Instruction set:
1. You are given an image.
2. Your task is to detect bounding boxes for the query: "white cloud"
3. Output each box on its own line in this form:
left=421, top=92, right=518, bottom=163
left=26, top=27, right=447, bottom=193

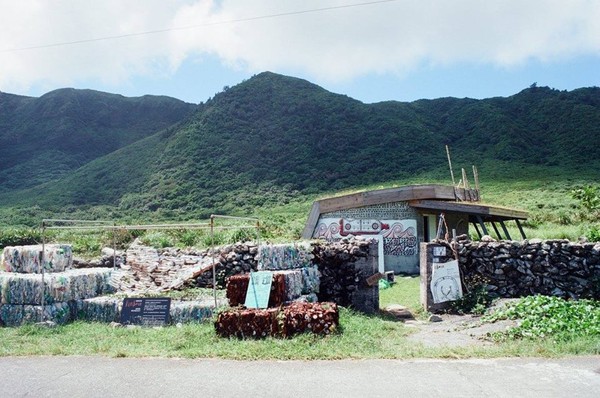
left=1, top=0, right=599, bottom=93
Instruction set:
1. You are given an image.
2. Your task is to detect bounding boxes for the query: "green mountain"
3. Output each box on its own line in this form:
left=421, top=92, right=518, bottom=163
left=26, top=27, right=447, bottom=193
left=0, top=72, right=599, bottom=223
left=0, top=88, right=196, bottom=191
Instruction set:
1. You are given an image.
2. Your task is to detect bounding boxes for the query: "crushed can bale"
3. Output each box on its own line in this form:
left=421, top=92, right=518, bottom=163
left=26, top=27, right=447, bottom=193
left=2, top=244, right=73, bottom=273
left=226, top=274, right=250, bottom=306
left=279, top=302, right=339, bottom=336
left=214, top=302, right=339, bottom=338
left=226, top=268, right=320, bottom=308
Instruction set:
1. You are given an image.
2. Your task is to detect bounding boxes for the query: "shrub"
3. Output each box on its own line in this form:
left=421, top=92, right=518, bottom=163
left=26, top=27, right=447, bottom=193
left=450, top=274, right=494, bottom=315
left=0, top=229, right=43, bottom=249
left=483, top=295, right=600, bottom=341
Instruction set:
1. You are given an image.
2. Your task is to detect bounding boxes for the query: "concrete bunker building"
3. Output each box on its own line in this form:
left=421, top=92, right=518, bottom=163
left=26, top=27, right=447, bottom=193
left=302, top=184, right=528, bottom=274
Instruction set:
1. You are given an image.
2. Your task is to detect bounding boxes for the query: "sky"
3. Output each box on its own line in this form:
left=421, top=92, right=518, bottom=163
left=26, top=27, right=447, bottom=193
left=1, top=0, right=599, bottom=104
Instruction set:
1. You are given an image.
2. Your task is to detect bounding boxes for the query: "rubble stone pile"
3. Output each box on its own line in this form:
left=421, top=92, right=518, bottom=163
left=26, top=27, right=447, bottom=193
left=447, top=236, right=600, bottom=299
left=110, top=241, right=217, bottom=293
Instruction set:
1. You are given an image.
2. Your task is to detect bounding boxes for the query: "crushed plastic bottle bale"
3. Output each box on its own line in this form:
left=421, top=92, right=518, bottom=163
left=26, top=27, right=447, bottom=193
left=257, top=243, right=314, bottom=270
left=0, top=268, right=114, bottom=305
left=2, top=244, right=73, bottom=273
left=71, top=296, right=121, bottom=323
left=169, top=300, right=216, bottom=324
left=0, top=302, right=72, bottom=327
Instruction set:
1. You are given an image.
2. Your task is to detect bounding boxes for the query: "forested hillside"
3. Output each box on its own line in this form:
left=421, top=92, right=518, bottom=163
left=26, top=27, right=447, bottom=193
left=0, top=89, right=196, bottom=191
left=0, top=72, right=598, bottom=226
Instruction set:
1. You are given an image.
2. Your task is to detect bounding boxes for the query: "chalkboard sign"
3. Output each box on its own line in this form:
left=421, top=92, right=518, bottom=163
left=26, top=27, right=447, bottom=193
left=120, top=298, right=171, bottom=326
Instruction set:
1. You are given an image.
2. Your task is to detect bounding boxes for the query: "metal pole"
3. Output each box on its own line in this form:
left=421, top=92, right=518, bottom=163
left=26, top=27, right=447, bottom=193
left=112, top=223, right=117, bottom=270
left=40, top=221, right=46, bottom=323
left=210, top=215, right=217, bottom=308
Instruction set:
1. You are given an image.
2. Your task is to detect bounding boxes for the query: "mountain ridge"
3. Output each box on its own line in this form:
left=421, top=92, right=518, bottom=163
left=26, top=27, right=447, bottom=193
left=0, top=72, right=598, bottom=222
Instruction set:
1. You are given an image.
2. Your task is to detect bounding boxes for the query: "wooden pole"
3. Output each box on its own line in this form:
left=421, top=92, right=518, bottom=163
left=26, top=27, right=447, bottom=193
left=445, top=145, right=456, bottom=186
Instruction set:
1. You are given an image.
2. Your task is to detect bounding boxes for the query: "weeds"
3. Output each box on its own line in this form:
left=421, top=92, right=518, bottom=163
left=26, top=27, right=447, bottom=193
left=483, top=295, right=600, bottom=342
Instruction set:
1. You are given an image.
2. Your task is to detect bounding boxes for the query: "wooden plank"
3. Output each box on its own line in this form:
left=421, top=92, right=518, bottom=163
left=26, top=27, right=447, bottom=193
left=409, top=200, right=528, bottom=219
left=318, top=184, right=458, bottom=213
left=499, top=220, right=512, bottom=241
left=476, top=215, right=489, bottom=235
left=301, top=202, right=322, bottom=239
left=491, top=221, right=502, bottom=240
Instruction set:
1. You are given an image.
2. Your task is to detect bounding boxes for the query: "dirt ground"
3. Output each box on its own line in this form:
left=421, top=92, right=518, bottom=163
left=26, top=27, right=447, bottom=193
left=385, top=300, right=520, bottom=347
left=404, top=313, right=518, bottom=347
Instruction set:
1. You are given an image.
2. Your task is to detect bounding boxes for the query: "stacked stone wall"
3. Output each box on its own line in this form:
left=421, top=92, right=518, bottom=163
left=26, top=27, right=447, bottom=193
left=439, top=237, right=600, bottom=299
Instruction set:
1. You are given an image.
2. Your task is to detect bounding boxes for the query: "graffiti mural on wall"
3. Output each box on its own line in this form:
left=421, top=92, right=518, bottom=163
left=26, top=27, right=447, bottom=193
left=314, top=218, right=417, bottom=257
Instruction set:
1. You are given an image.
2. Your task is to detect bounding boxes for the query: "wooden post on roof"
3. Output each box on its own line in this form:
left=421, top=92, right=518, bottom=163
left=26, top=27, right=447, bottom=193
left=446, top=145, right=456, bottom=186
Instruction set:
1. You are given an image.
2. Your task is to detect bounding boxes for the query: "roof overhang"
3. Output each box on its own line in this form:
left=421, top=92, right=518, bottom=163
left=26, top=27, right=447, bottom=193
left=409, top=199, right=528, bottom=221
left=301, top=184, right=527, bottom=239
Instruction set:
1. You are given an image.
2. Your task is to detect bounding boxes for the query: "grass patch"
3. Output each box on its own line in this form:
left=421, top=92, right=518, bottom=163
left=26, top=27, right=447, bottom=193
left=2, top=284, right=598, bottom=359
left=379, top=276, right=425, bottom=317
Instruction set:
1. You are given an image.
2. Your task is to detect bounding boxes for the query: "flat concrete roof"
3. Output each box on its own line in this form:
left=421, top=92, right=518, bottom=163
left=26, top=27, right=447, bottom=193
left=301, top=184, right=528, bottom=238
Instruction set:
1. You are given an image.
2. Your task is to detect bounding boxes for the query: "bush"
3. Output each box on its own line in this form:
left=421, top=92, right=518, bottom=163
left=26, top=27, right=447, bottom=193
left=0, top=229, right=43, bottom=249
left=483, top=295, right=600, bottom=341
left=586, top=226, right=600, bottom=242
left=450, top=275, right=494, bottom=315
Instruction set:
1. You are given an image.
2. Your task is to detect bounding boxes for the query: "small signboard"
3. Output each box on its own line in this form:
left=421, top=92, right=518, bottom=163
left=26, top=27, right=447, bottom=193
left=244, top=271, right=273, bottom=309
left=430, top=260, right=463, bottom=304
left=366, top=272, right=385, bottom=286
left=120, top=298, right=171, bottom=326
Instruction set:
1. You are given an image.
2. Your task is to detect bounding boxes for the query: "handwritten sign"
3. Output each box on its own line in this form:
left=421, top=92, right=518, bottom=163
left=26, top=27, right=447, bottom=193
left=244, top=271, right=273, bottom=309
left=430, top=260, right=463, bottom=304
left=120, top=298, right=171, bottom=326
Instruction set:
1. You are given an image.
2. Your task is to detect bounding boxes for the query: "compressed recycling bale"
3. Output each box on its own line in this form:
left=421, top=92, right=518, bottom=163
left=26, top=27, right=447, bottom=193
left=2, top=244, right=73, bottom=273
left=170, top=300, right=216, bottom=324
left=0, top=272, right=44, bottom=306
left=214, top=302, right=339, bottom=338
left=71, top=297, right=121, bottom=323
left=0, top=269, right=113, bottom=305
left=226, top=273, right=289, bottom=307
left=277, top=270, right=303, bottom=302
left=280, top=302, right=338, bottom=336
left=215, top=307, right=279, bottom=338
left=226, top=274, right=250, bottom=306
left=301, top=266, right=320, bottom=294
left=0, top=302, right=72, bottom=327
left=257, top=243, right=314, bottom=270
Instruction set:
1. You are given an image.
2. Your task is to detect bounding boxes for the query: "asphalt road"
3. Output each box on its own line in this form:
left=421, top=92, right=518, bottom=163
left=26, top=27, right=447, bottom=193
left=1, top=356, right=599, bottom=397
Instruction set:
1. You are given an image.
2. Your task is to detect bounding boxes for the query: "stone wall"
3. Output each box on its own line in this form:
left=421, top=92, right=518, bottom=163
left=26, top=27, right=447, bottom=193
left=202, top=238, right=379, bottom=313
left=434, top=236, right=600, bottom=300
left=312, top=238, right=379, bottom=314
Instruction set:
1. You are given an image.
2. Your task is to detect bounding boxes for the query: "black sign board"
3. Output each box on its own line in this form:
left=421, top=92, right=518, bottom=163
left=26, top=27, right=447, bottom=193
left=120, top=298, right=171, bottom=326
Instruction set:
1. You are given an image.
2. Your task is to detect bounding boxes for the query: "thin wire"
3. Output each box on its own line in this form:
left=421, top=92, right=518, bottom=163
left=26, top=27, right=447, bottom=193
left=1, top=0, right=399, bottom=53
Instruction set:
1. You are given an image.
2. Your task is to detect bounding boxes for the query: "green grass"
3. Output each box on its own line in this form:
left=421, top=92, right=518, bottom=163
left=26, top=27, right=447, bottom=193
left=379, top=276, right=424, bottom=317
left=2, top=283, right=599, bottom=359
